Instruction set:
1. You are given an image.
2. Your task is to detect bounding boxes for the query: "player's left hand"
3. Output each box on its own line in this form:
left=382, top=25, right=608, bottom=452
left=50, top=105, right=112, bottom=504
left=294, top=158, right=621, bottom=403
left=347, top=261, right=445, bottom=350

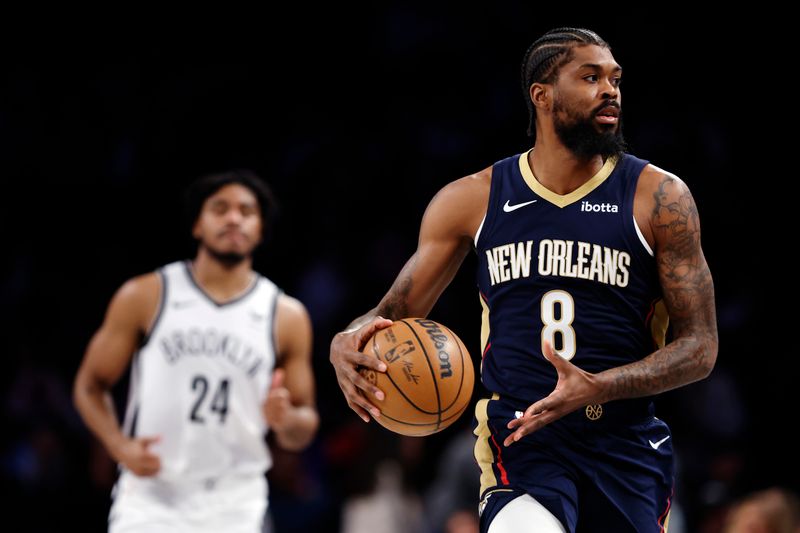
left=264, top=369, right=293, bottom=431
left=504, top=340, right=601, bottom=446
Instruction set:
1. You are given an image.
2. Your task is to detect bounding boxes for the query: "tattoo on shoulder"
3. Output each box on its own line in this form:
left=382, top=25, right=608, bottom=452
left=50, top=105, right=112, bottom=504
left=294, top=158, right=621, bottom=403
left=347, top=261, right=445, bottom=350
left=652, top=173, right=715, bottom=331
left=652, top=175, right=700, bottom=257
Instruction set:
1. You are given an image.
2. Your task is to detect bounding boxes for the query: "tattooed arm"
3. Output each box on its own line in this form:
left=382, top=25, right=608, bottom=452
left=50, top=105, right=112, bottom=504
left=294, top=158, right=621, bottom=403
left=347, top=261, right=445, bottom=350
left=505, top=166, right=718, bottom=445
left=330, top=169, right=490, bottom=421
left=597, top=167, right=718, bottom=399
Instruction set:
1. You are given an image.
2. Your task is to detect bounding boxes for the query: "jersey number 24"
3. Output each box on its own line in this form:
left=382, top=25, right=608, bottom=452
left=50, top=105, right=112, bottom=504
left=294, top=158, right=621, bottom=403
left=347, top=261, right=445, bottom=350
left=190, top=375, right=230, bottom=424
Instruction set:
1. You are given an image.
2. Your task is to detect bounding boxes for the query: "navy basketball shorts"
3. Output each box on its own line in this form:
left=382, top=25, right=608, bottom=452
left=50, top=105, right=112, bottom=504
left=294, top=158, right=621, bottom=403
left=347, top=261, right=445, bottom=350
left=472, top=394, right=674, bottom=533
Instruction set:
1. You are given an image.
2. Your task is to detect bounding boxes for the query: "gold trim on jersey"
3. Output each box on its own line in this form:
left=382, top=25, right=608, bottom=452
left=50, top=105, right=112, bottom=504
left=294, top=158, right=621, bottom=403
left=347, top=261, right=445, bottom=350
left=663, top=510, right=671, bottom=532
left=517, top=149, right=618, bottom=208
left=650, top=299, right=669, bottom=349
left=473, top=393, right=500, bottom=495
left=480, top=293, right=490, bottom=372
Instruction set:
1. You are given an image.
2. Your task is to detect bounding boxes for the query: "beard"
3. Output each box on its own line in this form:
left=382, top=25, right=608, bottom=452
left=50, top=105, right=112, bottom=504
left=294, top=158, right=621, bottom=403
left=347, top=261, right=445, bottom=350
left=203, top=245, right=249, bottom=267
left=552, top=97, right=627, bottom=161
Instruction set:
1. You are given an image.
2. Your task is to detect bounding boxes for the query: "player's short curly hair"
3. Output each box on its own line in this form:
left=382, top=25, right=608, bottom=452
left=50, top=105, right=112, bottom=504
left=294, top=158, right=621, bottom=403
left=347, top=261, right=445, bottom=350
left=184, top=169, right=279, bottom=242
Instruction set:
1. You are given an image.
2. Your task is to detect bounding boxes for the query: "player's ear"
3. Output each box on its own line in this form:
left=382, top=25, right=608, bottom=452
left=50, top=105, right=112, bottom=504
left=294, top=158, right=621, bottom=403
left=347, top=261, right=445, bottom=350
left=192, top=218, right=202, bottom=240
left=531, top=83, right=551, bottom=112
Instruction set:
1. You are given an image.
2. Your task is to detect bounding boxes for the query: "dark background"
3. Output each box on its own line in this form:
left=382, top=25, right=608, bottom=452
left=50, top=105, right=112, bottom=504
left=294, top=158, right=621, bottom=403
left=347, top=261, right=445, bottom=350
left=2, top=7, right=794, bottom=532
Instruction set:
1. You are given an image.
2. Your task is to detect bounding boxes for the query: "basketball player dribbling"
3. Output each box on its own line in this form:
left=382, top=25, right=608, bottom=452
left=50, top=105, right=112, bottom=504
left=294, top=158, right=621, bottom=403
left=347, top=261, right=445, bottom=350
left=74, top=170, right=319, bottom=532
left=330, top=28, right=718, bottom=532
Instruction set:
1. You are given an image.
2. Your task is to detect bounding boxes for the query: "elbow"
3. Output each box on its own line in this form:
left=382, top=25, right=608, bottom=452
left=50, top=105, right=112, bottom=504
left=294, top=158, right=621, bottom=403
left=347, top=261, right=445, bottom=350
left=697, top=335, right=719, bottom=379
left=698, top=357, right=715, bottom=380
left=73, top=369, right=107, bottom=412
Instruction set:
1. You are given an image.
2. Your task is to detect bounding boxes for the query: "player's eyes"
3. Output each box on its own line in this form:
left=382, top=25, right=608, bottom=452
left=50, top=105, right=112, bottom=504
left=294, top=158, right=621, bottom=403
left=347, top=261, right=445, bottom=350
left=210, top=203, right=228, bottom=215
left=583, top=74, right=621, bottom=87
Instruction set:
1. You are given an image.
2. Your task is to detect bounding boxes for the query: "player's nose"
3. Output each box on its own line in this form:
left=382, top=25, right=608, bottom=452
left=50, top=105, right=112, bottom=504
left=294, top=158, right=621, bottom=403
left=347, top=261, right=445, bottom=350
left=224, top=208, right=244, bottom=224
left=600, top=78, right=619, bottom=100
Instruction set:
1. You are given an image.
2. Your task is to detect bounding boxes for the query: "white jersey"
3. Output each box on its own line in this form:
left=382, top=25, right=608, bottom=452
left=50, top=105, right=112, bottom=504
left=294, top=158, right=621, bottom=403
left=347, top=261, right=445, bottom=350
left=122, top=260, right=279, bottom=482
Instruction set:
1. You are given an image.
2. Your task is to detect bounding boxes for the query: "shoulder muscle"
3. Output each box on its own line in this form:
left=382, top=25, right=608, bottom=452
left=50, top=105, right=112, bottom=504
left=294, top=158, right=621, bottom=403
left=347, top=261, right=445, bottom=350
left=77, top=272, right=161, bottom=388
left=108, top=272, right=162, bottom=335
left=420, top=167, right=492, bottom=242
left=634, top=164, right=698, bottom=251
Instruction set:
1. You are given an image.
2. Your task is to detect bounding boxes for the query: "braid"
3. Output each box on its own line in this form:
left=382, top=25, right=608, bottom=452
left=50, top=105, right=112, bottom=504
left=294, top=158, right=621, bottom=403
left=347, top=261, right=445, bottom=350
left=521, top=28, right=609, bottom=137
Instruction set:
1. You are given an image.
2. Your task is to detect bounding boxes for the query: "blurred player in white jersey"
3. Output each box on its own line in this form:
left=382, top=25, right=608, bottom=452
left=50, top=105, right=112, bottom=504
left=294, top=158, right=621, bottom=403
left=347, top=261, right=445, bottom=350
left=74, top=170, right=318, bottom=532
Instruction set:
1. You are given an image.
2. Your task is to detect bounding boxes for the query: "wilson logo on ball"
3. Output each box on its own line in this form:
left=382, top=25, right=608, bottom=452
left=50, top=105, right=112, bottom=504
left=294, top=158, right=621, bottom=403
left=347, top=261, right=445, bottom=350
left=415, top=319, right=453, bottom=378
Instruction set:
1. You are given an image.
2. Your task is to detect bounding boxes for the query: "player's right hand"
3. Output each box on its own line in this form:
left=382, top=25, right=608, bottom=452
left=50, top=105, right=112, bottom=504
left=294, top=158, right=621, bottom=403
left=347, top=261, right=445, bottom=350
left=113, top=435, right=162, bottom=477
left=330, top=317, right=393, bottom=422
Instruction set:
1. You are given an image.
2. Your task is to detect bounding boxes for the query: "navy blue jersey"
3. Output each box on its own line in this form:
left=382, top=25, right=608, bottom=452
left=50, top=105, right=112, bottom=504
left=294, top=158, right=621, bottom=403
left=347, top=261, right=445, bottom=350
left=476, top=150, right=667, bottom=405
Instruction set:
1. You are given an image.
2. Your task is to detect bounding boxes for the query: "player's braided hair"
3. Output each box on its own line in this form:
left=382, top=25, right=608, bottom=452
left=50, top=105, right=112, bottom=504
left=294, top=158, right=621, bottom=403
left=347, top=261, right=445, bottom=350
left=521, top=28, right=609, bottom=137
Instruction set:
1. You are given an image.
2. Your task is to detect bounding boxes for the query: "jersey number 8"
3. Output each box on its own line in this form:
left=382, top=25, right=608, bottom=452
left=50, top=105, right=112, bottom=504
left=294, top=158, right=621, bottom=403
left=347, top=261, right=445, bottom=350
left=540, top=290, right=576, bottom=360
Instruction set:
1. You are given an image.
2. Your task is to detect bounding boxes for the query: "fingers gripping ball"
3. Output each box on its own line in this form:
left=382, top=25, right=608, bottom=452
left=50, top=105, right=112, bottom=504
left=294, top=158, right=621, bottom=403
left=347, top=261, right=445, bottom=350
left=359, top=318, right=474, bottom=436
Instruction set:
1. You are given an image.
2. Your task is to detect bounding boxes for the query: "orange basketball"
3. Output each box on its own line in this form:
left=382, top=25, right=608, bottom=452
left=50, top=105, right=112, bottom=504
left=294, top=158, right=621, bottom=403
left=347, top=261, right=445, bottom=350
left=359, top=318, right=474, bottom=436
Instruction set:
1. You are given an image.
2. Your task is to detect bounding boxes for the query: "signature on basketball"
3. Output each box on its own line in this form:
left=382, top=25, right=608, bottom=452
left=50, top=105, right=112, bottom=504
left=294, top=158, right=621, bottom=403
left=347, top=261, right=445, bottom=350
left=402, top=360, right=421, bottom=384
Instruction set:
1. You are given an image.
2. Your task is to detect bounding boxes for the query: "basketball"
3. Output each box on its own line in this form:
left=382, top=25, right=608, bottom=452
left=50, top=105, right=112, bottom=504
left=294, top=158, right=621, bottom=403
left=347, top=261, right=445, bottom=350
left=359, top=318, right=474, bottom=436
